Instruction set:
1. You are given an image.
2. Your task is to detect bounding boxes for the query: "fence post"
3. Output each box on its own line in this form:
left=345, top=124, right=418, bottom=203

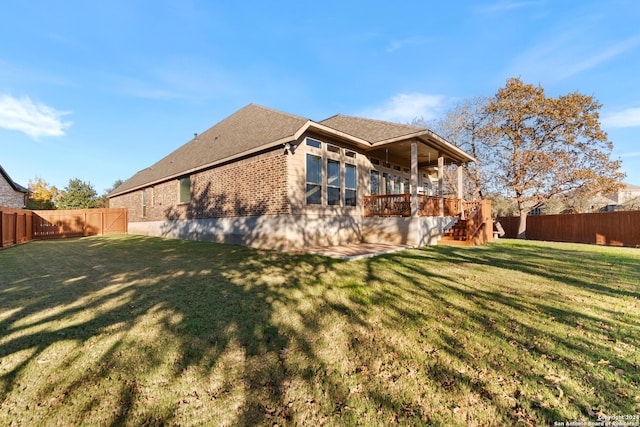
left=13, top=212, right=18, bottom=245
left=0, top=208, right=3, bottom=248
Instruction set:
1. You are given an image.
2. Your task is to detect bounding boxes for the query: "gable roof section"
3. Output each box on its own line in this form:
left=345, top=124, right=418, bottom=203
left=320, top=114, right=425, bottom=144
left=0, top=164, right=28, bottom=193
left=110, top=104, right=309, bottom=196
left=320, top=114, right=475, bottom=163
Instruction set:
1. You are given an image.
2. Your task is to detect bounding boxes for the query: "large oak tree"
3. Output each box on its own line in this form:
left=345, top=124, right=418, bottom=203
left=483, top=78, right=624, bottom=238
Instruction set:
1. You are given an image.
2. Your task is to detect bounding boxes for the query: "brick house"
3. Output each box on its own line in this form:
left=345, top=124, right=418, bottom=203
left=109, top=104, right=481, bottom=249
left=0, top=164, right=28, bottom=208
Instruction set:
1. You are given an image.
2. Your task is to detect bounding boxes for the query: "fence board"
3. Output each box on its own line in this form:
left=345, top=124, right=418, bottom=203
left=496, top=211, right=640, bottom=247
left=0, top=207, right=128, bottom=247
left=0, top=207, right=33, bottom=247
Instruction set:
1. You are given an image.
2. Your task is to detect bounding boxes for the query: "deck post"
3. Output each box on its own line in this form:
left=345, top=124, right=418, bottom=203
left=438, top=153, right=444, bottom=217
left=411, top=141, right=419, bottom=217
left=457, top=164, right=464, bottom=218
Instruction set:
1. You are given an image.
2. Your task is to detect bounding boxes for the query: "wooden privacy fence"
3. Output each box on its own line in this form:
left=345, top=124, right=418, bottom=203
left=0, top=207, right=128, bottom=248
left=496, top=211, right=640, bottom=247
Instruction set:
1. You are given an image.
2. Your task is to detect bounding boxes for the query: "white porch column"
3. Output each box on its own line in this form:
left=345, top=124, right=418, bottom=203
left=411, top=141, right=419, bottom=217
left=457, top=164, right=464, bottom=219
left=457, top=164, right=464, bottom=200
left=438, top=153, right=444, bottom=217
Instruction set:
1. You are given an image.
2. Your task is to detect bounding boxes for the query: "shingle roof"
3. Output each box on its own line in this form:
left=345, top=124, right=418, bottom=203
left=319, top=114, right=425, bottom=143
left=0, top=164, right=28, bottom=193
left=110, top=104, right=474, bottom=197
left=111, top=104, right=309, bottom=196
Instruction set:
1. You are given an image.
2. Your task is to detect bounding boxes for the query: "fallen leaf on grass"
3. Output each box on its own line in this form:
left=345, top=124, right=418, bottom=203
left=279, top=348, right=289, bottom=360
left=597, top=359, right=609, bottom=365
left=544, top=375, right=565, bottom=384
left=547, top=384, right=564, bottom=399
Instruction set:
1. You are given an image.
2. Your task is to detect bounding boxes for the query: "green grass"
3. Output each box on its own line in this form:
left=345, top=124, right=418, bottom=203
left=0, top=235, right=638, bottom=426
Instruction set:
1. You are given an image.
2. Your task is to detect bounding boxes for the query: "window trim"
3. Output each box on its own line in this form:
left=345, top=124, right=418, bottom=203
left=305, top=153, right=322, bottom=205
left=142, top=188, right=147, bottom=217
left=304, top=137, right=359, bottom=208
left=178, top=177, right=191, bottom=204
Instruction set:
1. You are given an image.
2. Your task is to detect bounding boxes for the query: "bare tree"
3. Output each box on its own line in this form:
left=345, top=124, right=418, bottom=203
left=429, top=97, right=493, bottom=200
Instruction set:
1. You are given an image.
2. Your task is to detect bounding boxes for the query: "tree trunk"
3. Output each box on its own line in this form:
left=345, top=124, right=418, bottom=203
left=517, top=210, right=528, bottom=239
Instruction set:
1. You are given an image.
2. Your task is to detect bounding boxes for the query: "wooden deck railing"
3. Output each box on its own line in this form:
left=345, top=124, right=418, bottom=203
left=364, top=194, right=411, bottom=217
left=464, top=200, right=492, bottom=245
left=444, top=198, right=462, bottom=217
left=364, top=194, right=464, bottom=217
left=418, top=195, right=440, bottom=216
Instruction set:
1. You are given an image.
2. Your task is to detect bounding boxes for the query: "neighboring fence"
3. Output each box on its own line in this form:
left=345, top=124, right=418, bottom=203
left=0, top=207, right=128, bottom=248
left=496, top=211, right=640, bottom=247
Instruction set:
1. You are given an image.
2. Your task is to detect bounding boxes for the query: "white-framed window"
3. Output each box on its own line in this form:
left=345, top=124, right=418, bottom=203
left=370, top=157, right=413, bottom=196
left=370, top=170, right=380, bottom=195
left=142, top=189, right=147, bottom=217
left=345, top=164, right=357, bottom=206
left=179, top=177, right=191, bottom=204
left=306, top=153, right=322, bottom=205
left=327, top=159, right=341, bottom=205
left=304, top=137, right=358, bottom=207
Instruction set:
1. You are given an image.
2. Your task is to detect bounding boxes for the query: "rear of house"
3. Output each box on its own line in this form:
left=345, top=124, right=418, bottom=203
left=109, top=104, right=486, bottom=249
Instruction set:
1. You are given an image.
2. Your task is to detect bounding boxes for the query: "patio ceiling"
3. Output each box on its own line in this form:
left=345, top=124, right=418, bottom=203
left=366, top=135, right=475, bottom=168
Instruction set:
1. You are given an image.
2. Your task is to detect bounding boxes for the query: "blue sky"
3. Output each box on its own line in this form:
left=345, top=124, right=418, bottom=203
left=1, top=0, right=639, bottom=194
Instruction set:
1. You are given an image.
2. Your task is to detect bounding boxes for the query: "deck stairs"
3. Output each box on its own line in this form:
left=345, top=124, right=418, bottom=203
left=439, top=218, right=474, bottom=246
left=438, top=200, right=492, bottom=246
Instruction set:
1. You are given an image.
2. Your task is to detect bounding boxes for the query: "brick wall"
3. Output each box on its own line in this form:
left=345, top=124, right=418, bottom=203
left=0, top=177, right=26, bottom=208
left=109, top=149, right=289, bottom=222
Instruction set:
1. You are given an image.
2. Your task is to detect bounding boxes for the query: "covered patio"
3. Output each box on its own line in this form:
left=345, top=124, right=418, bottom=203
left=361, top=128, right=477, bottom=218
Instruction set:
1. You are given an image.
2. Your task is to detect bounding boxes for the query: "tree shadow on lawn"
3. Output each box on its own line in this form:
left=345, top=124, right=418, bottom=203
left=354, top=243, right=639, bottom=424
left=1, top=236, right=638, bottom=425
left=0, top=236, right=355, bottom=425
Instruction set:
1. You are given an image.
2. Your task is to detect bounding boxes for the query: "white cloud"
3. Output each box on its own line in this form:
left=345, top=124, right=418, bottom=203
left=602, top=107, right=640, bottom=129
left=358, top=93, right=446, bottom=123
left=0, top=95, right=71, bottom=138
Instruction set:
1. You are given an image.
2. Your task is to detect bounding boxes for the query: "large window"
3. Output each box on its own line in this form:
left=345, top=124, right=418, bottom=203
left=327, top=159, right=341, bottom=205
left=370, top=170, right=380, bottom=195
left=345, top=164, right=357, bottom=206
left=304, top=137, right=358, bottom=207
left=306, top=153, right=322, bottom=204
left=179, top=177, right=191, bottom=204
left=142, top=189, right=147, bottom=217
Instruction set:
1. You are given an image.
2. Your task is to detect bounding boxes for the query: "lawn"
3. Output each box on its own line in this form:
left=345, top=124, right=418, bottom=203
left=0, top=236, right=638, bottom=426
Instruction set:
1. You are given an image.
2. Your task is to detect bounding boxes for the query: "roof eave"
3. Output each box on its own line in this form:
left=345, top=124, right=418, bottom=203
left=108, top=132, right=301, bottom=198
left=301, top=121, right=373, bottom=148
left=369, top=130, right=475, bottom=163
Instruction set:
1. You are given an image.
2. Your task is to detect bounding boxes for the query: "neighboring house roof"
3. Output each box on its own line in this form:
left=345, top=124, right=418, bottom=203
left=620, top=182, right=640, bottom=192
left=110, top=104, right=474, bottom=198
left=0, top=164, right=28, bottom=193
